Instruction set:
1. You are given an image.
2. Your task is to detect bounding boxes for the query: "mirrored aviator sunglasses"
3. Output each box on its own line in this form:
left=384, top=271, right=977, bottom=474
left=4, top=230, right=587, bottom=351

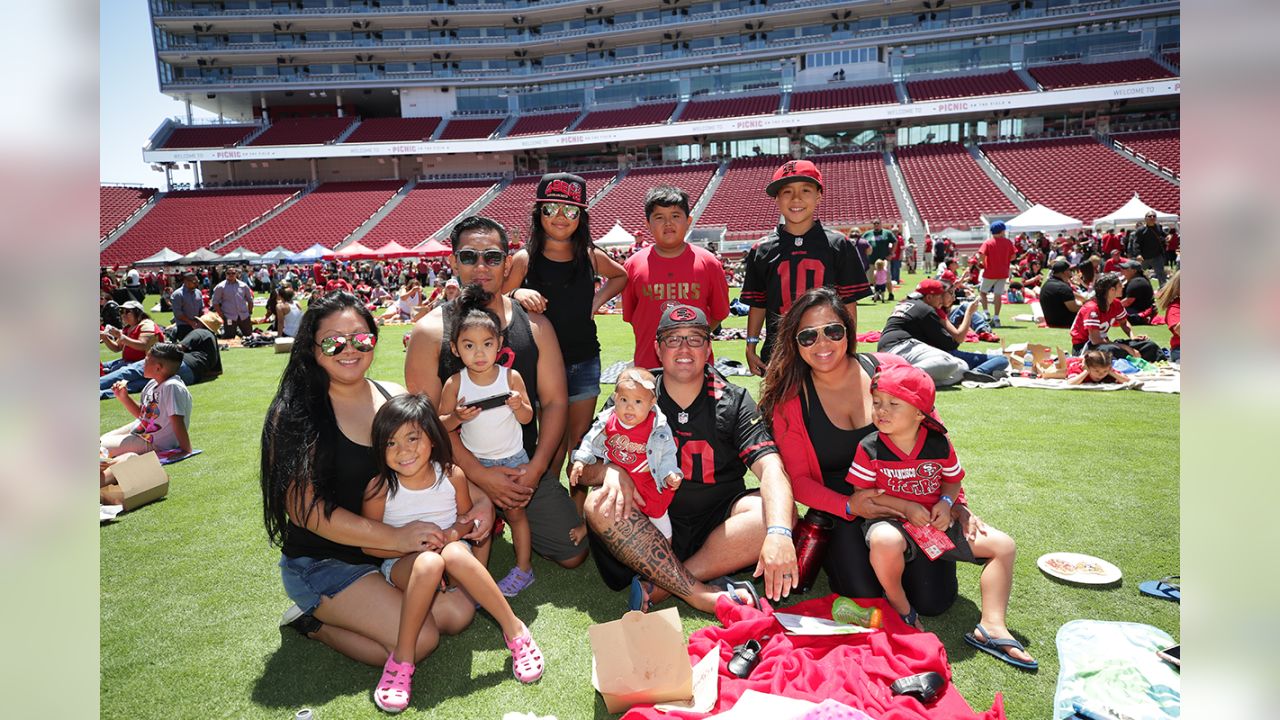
left=796, top=322, right=846, bottom=347
left=456, top=249, right=506, bottom=266
left=540, top=202, right=581, bottom=220
left=318, top=332, right=377, bottom=356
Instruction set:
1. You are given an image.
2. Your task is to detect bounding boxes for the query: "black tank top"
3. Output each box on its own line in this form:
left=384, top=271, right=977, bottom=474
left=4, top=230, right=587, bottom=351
left=524, top=252, right=600, bottom=364
left=801, top=354, right=881, bottom=495
left=281, top=380, right=392, bottom=565
left=439, top=299, right=541, bottom=457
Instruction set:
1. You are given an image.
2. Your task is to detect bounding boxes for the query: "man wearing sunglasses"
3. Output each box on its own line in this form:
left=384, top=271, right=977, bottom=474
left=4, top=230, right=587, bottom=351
left=406, top=216, right=587, bottom=570
left=740, top=159, right=871, bottom=376
left=877, top=279, right=1002, bottom=386
left=579, top=304, right=800, bottom=612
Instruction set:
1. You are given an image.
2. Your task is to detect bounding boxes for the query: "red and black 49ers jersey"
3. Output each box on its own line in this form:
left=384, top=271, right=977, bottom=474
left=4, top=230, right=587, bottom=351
left=846, top=426, right=964, bottom=509
left=740, top=221, right=870, bottom=355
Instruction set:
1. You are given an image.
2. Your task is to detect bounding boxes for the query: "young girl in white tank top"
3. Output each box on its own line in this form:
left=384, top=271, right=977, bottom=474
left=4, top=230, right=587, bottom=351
left=438, top=287, right=538, bottom=598
left=361, top=394, right=544, bottom=713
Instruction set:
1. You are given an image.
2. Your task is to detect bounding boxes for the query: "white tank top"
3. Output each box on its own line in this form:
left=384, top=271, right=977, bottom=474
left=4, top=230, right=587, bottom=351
left=281, top=302, right=303, bottom=337
left=457, top=365, right=524, bottom=460
left=381, top=462, right=457, bottom=530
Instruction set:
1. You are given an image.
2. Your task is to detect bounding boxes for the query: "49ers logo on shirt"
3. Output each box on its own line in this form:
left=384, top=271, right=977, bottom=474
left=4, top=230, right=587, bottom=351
left=668, top=306, right=697, bottom=322
left=918, top=461, right=942, bottom=479
left=606, top=433, right=645, bottom=465
left=544, top=179, right=583, bottom=203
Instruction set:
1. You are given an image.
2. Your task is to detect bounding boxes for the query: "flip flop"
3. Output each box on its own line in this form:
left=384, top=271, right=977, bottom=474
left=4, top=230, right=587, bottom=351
left=1139, top=575, right=1180, bottom=602
left=628, top=575, right=654, bottom=612
left=963, top=624, right=1038, bottom=671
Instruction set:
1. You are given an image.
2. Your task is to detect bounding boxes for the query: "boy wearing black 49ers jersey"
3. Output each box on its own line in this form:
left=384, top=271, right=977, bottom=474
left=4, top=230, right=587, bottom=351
left=740, top=159, right=871, bottom=375
left=847, top=364, right=1037, bottom=670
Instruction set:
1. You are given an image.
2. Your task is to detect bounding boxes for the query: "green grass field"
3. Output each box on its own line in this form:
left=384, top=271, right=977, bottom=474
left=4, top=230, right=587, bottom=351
left=100, top=275, right=1178, bottom=719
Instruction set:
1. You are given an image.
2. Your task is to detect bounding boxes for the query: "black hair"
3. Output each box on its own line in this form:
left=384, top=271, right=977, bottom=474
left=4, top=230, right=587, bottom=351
left=527, top=202, right=593, bottom=279
left=279, top=286, right=295, bottom=302
left=260, top=291, right=379, bottom=549
left=450, top=283, right=502, bottom=347
left=644, top=185, right=691, bottom=218
left=147, top=342, right=184, bottom=373
left=369, top=394, right=454, bottom=499
left=450, top=215, right=509, bottom=253
left=759, top=287, right=856, bottom=425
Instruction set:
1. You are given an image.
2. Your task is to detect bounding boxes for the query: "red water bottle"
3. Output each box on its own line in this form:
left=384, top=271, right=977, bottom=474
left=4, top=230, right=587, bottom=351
left=792, top=509, right=834, bottom=594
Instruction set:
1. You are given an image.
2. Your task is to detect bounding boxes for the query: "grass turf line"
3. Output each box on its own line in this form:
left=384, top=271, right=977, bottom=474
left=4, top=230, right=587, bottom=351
left=101, top=276, right=1178, bottom=718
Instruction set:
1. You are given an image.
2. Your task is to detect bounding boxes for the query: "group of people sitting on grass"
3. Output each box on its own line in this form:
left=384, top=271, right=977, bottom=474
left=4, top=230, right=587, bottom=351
left=253, top=162, right=1038, bottom=713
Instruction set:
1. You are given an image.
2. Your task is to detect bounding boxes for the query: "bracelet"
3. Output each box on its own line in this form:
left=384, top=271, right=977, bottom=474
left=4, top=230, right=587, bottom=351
left=745, top=336, right=761, bottom=345
left=766, top=525, right=793, bottom=538
left=845, top=499, right=853, bottom=517
left=940, top=494, right=955, bottom=507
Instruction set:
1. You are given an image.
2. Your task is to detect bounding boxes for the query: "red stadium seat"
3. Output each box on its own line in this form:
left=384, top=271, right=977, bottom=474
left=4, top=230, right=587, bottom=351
left=895, top=143, right=1018, bottom=229
left=100, top=186, right=158, bottom=239
left=679, top=93, right=780, bottom=122
left=586, top=164, right=716, bottom=241
left=248, top=117, right=358, bottom=146
left=507, top=111, right=580, bottom=137
left=159, top=125, right=256, bottom=149
left=1111, top=130, right=1180, bottom=177
left=471, top=171, right=616, bottom=244
left=575, top=102, right=677, bottom=132
left=438, top=117, right=506, bottom=140
left=361, top=180, right=499, bottom=249
left=235, top=180, right=406, bottom=252
left=1028, top=59, right=1174, bottom=90
left=343, top=117, right=442, bottom=144
left=906, top=70, right=1027, bottom=102
left=980, top=136, right=1180, bottom=221
left=790, top=84, right=897, bottom=112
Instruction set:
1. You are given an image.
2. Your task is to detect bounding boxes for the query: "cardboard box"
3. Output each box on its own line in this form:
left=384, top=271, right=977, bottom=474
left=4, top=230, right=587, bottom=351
left=274, top=337, right=295, bottom=354
left=589, top=607, right=693, bottom=713
left=112, top=451, right=170, bottom=511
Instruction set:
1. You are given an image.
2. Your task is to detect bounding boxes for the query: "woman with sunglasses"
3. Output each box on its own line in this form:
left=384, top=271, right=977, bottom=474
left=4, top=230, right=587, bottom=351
left=760, top=287, right=977, bottom=616
left=261, top=291, right=495, bottom=669
left=502, top=173, right=626, bottom=545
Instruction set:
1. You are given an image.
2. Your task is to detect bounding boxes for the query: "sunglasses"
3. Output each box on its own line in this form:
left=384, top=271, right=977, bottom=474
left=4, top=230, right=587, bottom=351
left=658, top=333, right=709, bottom=349
left=455, top=249, right=506, bottom=266
left=316, top=332, right=377, bottom=357
left=796, top=322, right=847, bottom=347
left=540, top=202, right=581, bottom=220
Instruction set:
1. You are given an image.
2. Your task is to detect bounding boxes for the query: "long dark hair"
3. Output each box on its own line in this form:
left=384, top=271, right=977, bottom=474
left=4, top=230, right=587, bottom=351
left=369, top=394, right=454, bottom=499
left=450, top=283, right=501, bottom=347
left=758, top=287, right=857, bottom=426
left=1093, top=272, right=1123, bottom=314
left=260, top=291, right=378, bottom=548
left=526, top=203, right=594, bottom=281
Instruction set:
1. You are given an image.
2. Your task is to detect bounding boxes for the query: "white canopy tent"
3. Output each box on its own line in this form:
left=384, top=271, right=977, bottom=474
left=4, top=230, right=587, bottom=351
left=1092, top=194, right=1179, bottom=229
left=133, top=247, right=185, bottom=266
left=253, top=246, right=297, bottom=264
left=219, top=246, right=262, bottom=263
left=595, top=222, right=636, bottom=248
left=1001, top=204, right=1083, bottom=234
left=289, top=243, right=330, bottom=263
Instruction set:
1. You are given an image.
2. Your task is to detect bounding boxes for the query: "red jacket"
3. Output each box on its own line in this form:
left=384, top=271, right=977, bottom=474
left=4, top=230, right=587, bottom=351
left=772, top=353, right=908, bottom=520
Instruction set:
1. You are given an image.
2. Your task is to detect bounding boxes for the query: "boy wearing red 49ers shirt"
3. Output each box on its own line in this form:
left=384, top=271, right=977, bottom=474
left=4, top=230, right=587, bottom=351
left=845, top=364, right=1036, bottom=669
left=569, top=367, right=682, bottom=539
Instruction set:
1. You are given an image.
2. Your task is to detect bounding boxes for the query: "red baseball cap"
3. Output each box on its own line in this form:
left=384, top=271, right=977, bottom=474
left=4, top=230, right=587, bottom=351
left=916, top=278, right=946, bottom=296
left=872, top=364, right=946, bottom=434
left=766, top=159, right=824, bottom=197
left=939, top=270, right=958, bottom=285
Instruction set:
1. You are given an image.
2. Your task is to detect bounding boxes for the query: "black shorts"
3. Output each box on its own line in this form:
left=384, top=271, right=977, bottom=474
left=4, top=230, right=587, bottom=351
left=825, top=515, right=959, bottom=617
left=588, top=488, right=758, bottom=592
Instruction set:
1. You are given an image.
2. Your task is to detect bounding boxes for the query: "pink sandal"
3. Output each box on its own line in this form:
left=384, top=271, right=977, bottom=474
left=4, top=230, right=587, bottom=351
left=373, top=653, right=415, bottom=713
left=505, top=625, right=545, bottom=683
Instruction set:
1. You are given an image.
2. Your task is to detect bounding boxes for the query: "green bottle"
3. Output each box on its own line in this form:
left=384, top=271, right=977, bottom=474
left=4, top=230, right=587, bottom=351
left=831, top=597, right=883, bottom=628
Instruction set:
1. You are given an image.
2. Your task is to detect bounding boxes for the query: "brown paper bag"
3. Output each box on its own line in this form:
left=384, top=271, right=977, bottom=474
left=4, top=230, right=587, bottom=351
left=588, top=607, right=693, bottom=713
left=112, top=451, right=170, bottom=511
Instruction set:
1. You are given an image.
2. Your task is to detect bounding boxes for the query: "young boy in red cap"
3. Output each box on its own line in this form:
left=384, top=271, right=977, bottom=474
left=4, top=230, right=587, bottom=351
left=846, top=364, right=1036, bottom=670
left=740, top=159, right=871, bottom=375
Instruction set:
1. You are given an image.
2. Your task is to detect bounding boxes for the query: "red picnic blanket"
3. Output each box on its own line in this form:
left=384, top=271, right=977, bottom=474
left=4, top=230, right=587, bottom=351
left=622, top=594, right=1005, bottom=720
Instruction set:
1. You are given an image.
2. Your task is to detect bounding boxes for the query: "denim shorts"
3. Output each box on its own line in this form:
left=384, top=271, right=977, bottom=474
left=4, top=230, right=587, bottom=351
left=565, top=356, right=602, bottom=404
left=477, top=449, right=529, bottom=469
left=279, top=554, right=379, bottom=614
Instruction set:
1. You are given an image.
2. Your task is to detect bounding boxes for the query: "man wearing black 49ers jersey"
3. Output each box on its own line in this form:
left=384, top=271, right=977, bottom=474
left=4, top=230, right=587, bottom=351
left=740, top=159, right=871, bottom=375
left=582, top=305, right=799, bottom=613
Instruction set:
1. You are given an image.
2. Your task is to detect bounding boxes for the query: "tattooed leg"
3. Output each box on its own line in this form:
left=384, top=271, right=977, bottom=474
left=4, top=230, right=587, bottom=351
left=587, top=501, right=741, bottom=614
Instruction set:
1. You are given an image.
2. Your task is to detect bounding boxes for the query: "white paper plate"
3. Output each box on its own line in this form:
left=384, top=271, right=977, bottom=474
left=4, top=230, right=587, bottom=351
left=1037, top=552, right=1122, bottom=585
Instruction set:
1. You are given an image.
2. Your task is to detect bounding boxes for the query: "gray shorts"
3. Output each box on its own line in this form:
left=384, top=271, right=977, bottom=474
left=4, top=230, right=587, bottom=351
left=863, top=519, right=980, bottom=565
left=979, top=277, right=1008, bottom=296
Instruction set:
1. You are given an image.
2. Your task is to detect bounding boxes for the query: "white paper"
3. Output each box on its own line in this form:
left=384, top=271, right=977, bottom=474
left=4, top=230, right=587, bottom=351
left=100, top=504, right=124, bottom=522
left=708, top=690, right=816, bottom=719
left=655, top=650, right=719, bottom=714
left=773, top=612, right=877, bottom=636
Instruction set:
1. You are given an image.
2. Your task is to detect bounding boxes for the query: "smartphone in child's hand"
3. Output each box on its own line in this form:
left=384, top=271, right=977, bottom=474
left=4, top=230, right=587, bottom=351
left=464, top=392, right=512, bottom=411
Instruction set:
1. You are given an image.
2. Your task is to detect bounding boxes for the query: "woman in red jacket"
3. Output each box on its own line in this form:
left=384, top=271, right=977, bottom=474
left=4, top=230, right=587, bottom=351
left=758, top=288, right=988, bottom=615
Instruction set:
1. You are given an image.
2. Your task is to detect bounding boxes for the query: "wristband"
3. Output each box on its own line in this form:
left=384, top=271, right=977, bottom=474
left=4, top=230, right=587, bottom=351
left=845, top=499, right=853, bottom=517
left=766, top=525, right=793, bottom=538
left=746, top=337, right=761, bottom=345
left=940, top=495, right=954, bottom=507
